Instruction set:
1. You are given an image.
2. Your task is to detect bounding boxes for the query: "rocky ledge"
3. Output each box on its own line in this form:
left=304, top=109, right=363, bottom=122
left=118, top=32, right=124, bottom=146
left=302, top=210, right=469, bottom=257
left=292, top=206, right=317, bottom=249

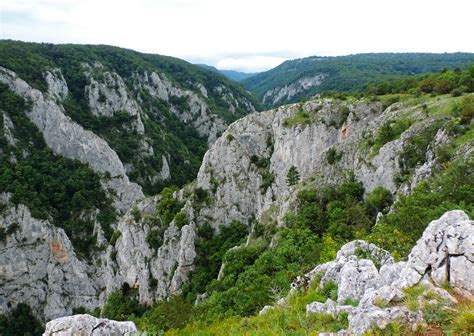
left=262, top=210, right=474, bottom=335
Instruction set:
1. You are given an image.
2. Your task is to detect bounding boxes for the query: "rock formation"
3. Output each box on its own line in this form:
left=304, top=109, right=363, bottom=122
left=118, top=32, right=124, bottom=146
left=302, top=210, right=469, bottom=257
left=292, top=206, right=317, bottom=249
left=43, top=314, right=137, bottom=336
left=273, top=210, right=474, bottom=335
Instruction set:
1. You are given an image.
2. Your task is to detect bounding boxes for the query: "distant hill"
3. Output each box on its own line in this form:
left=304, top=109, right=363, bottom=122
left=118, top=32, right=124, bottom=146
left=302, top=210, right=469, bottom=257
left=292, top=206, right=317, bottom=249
left=242, top=52, right=474, bottom=107
left=198, top=64, right=257, bottom=81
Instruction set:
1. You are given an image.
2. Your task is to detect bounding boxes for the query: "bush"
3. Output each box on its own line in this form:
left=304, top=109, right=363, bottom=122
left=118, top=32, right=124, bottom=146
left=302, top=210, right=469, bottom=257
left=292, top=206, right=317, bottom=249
left=0, top=303, right=43, bottom=336
left=134, top=295, right=194, bottom=333
left=102, top=287, right=146, bottom=321
left=282, top=109, right=311, bottom=128
left=326, top=147, right=342, bottom=164
left=372, top=118, right=412, bottom=155
left=365, top=186, right=393, bottom=217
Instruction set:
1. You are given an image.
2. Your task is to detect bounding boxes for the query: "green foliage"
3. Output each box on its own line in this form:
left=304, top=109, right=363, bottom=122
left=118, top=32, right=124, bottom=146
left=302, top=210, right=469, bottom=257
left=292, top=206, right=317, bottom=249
left=134, top=295, right=194, bottom=333
left=448, top=302, right=474, bottom=335
left=131, top=205, right=141, bottom=223
left=371, top=158, right=474, bottom=259
left=422, top=301, right=454, bottom=328
left=368, top=63, right=474, bottom=97
left=365, top=186, right=393, bottom=217
left=326, top=147, right=342, bottom=164
left=243, top=53, right=474, bottom=107
left=286, top=165, right=300, bottom=186
left=453, top=95, right=474, bottom=125
left=0, top=84, right=116, bottom=259
left=226, top=133, right=234, bottom=142
left=371, top=118, right=412, bottom=155
left=144, top=186, right=185, bottom=250
left=0, top=303, right=43, bottom=336
left=403, top=284, right=426, bottom=311
left=109, top=230, right=122, bottom=246
left=396, top=121, right=443, bottom=184
left=329, top=105, right=350, bottom=128
left=155, top=186, right=182, bottom=226
left=183, top=220, right=248, bottom=304
left=146, top=227, right=165, bottom=250
left=343, top=298, right=360, bottom=307
left=260, top=171, right=275, bottom=194
left=320, top=280, right=338, bottom=302
left=282, top=108, right=311, bottom=127
left=173, top=211, right=188, bottom=229
left=102, top=286, right=146, bottom=321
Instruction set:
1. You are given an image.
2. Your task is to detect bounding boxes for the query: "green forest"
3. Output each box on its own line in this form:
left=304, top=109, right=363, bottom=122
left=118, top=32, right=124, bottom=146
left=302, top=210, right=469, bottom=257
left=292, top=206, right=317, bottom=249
left=243, top=53, right=474, bottom=107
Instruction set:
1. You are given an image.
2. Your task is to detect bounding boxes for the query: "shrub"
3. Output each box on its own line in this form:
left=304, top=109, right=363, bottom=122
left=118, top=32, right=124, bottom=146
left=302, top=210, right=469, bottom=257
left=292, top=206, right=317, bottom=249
left=365, top=186, right=393, bottom=217
left=282, top=109, right=311, bottom=128
left=134, top=295, right=194, bottom=333
left=0, top=303, right=43, bottom=336
left=326, top=147, right=342, bottom=164
left=372, top=118, right=412, bottom=155
left=131, top=205, right=141, bottom=223
left=286, top=165, right=300, bottom=186
left=102, top=287, right=146, bottom=321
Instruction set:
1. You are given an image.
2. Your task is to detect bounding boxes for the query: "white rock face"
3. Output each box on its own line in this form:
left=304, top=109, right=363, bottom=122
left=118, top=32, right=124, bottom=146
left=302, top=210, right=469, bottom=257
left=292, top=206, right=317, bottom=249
left=0, top=194, right=105, bottom=322
left=83, top=63, right=145, bottom=134
left=45, top=69, right=68, bottom=101
left=0, top=66, right=144, bottom=213
left=191, top=99, right=435, bottom=232
left=43, top=314, right=137, bottom=336
left=338, top=259, right=381, bottom=304
left=2, top=113, right=16, bottom=145
left=290, top=210, right=474, bottom=335
left=108, top=195, right=197, bottom=305
left=263, top=74, right=325, bottom=106
left=396, top=210, right=474, bottom=291
left=133, top=71, right=255, bottom=145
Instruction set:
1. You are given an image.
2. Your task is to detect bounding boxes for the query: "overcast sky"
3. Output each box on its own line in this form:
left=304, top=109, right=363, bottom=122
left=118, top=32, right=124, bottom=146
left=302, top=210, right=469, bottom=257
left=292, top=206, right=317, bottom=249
left=1, top=0, right=474, bottom=72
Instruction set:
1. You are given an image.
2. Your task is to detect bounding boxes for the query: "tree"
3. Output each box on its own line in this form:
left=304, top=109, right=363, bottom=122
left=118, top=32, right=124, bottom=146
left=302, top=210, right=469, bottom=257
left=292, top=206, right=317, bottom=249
left=286, top=165, right=300, bottom=186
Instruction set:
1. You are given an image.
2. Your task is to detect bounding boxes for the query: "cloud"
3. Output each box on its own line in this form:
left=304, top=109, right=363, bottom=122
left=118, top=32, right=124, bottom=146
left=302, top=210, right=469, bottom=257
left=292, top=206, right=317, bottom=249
left=1, top=0, right=474, bottom=72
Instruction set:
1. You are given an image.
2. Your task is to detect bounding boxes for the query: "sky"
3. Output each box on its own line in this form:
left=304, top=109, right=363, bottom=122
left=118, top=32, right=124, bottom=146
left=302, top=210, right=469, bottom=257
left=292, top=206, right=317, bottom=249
left=1, top=0, right=474, bottom=72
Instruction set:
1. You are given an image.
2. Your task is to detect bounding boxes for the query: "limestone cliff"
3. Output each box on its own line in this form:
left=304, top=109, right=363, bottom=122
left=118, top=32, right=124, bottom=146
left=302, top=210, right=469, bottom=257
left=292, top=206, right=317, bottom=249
left=1, top=43, right=472, bottom=329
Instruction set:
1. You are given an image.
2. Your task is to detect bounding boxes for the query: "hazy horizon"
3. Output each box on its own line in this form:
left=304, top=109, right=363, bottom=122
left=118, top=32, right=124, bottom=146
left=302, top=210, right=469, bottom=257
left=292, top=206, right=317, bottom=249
left=2, top=0, right=474, bottom=72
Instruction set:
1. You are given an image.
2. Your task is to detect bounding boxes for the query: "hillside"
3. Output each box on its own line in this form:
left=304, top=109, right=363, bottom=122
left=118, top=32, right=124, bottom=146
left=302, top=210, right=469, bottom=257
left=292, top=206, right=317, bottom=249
left=198, top=64, right=257, bottom=81
left=1, top=44, right=474, bottom=335
left=0, top=40, right=260, bottom=196
left=243, top=53, right=474, bottom=107
left=0, top=40, right=258, bottom=328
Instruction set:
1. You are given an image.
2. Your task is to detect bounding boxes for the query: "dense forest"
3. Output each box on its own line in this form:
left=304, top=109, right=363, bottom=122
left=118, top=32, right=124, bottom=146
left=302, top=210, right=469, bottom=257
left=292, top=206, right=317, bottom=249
left=243, top=53, right=474, bottom=107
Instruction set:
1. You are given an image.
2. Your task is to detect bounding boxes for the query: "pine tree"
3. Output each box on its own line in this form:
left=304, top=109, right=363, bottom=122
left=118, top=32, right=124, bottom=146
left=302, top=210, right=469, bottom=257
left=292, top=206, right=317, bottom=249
left=286, top=165, right=300, bottom=186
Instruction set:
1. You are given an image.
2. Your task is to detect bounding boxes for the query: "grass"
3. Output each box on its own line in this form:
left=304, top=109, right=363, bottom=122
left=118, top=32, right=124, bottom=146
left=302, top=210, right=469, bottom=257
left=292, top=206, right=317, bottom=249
left=164, top=278, right=344, bottom=335
left=282, top=109, right=311, bottom=128
left=403, top=284, right=426, bottom=312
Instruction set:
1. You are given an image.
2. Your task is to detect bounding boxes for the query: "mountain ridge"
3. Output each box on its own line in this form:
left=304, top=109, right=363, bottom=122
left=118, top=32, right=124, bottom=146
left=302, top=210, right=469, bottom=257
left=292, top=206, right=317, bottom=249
left=243, top=52, right=474, bottom=107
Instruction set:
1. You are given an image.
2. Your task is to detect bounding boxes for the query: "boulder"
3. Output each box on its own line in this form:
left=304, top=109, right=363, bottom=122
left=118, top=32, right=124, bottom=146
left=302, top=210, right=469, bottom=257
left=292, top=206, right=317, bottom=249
left=43, top=314, right=137, bottom=336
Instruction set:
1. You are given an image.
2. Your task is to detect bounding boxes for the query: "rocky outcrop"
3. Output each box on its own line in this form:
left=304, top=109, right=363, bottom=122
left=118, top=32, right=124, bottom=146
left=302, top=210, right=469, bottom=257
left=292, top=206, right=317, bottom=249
left=45, top=69, right=68, bottom=101
left=263, top=74, right=325, bottom=106
left=0, top=66, right=144, bottom=213
left=191, top=98, right=447, bottom=231
left=134, top=71, right=245, bottom=145
left=83, top=63, right=145, bottom=134
left=111, top=195, right=197, bottom=304
left=43, top=314, right=137, bottom=336
left=281, top=210, right=474, bottom=335
left=0, top=194, right=107, bottom=322
left=394, top=209, right=474, bottom=291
